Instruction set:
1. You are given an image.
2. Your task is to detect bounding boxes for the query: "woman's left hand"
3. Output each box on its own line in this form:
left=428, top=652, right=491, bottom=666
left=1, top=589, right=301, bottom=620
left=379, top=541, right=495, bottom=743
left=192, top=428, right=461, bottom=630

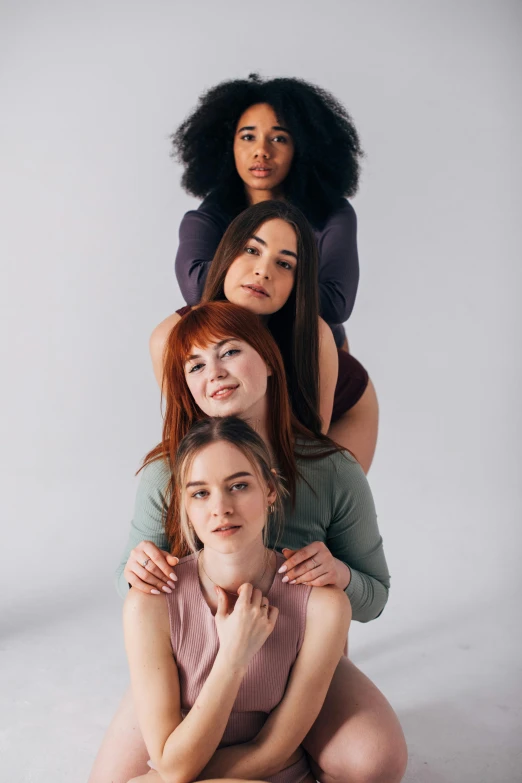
left=278, top=542, right=351, bottom=589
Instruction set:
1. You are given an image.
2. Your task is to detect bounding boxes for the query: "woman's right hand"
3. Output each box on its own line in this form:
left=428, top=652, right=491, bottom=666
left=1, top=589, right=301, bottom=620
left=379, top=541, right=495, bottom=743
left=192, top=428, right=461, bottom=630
left=124, top=540, right=179, bottom=595
left=214, top=583, right=278, bottom=669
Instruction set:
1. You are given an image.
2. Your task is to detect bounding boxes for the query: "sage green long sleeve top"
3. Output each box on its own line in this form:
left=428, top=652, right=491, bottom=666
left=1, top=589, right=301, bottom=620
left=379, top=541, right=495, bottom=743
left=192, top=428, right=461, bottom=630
left=115, top=448, right=390, bottom=623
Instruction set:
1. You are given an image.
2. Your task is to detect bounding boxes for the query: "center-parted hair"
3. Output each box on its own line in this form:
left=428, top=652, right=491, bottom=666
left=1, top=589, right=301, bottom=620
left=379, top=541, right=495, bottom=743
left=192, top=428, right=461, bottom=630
left=202, top=200, right=321, bottom=435
left=174, top=416, right=286, bottom=553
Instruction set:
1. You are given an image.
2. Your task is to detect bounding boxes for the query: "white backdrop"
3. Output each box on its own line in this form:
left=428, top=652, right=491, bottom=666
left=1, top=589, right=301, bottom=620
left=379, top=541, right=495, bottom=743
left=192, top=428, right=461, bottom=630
left=1, top=2, right=521, bottom=781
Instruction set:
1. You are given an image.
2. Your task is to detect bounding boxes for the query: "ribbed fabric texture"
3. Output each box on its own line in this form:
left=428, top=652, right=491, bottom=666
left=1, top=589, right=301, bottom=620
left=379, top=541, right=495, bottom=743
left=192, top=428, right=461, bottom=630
left=115, top=447, right=390, bottom=622
left=166, top=552, right=312, bottom=783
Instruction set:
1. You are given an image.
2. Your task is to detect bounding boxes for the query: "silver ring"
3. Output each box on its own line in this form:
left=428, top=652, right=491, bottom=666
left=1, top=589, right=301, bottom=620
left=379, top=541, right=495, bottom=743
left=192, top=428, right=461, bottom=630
left=311, top=558, right=318, bottom=569
left=141, top=558, right=150, bottom=568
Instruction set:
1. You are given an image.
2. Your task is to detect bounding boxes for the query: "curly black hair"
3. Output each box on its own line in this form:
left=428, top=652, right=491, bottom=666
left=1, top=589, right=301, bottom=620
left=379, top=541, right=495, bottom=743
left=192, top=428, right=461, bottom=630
left=172, top=74, right=364, bottom=227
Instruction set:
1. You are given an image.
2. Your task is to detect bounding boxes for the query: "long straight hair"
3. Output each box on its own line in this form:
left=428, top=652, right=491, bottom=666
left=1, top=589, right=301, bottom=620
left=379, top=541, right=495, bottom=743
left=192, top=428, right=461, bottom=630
left=174, top=417, right=286, bottom=554
left=143, top=301, right=315, bottom=554
left=202, top=200, right=322, bottom=435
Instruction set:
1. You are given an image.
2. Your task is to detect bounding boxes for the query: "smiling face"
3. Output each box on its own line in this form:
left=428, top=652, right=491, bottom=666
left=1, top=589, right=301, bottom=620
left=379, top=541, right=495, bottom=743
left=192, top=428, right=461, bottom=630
left=183, top=440, right=276, bottom=552
left=233, top=103, right=295, bottom=203
left=184, top=337, right=271, bottom=421
left=223, top=218, right=297, bottom=315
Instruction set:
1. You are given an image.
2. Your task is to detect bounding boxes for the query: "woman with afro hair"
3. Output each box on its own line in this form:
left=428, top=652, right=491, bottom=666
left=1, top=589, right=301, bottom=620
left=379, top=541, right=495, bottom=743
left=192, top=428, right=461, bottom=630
left=163, top=75, right=378, bottom=471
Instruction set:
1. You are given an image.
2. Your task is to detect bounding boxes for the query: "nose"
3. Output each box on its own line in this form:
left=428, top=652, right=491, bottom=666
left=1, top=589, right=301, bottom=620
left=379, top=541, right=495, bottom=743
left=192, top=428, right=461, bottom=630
left=254, top=137, right=270, bottom=159
left=253, top=257, right=271, bottom=280
left=211, top=491, right=233, bottom=518
left=207, top=357, right=227, bottom=383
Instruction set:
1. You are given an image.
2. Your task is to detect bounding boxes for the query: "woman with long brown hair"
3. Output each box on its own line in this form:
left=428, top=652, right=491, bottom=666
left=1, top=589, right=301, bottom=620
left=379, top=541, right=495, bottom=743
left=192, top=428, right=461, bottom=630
left=89, top=302, right=406, bottom=783
left=151, top=200, right=374, bottom=471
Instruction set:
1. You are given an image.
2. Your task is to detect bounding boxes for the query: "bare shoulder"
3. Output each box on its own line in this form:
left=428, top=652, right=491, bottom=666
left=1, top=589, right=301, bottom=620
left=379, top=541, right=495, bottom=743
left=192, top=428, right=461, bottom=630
left=123, top=588, right=170, bottom=635
left=306, top=586, right=351, bottom=631
left=318, top=316, right=331, bottom=340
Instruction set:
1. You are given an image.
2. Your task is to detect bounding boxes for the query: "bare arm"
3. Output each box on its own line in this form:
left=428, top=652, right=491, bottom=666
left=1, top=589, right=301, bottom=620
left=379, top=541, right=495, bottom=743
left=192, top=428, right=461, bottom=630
left=199, top=586, right=351, bottom=779
left=149, top=312, right=182, bottom=390
left=318, top=316, right=339, bottom=433
left=124, top=585, right=278, bottom=783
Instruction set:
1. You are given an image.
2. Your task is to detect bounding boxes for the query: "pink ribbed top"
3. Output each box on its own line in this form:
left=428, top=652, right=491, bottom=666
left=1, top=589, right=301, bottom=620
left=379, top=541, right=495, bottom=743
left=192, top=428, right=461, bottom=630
left=165, top=551, right=312, bottom=783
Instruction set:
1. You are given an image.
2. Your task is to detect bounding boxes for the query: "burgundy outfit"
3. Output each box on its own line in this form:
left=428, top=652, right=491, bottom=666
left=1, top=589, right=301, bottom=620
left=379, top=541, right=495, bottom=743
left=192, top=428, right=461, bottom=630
left=174, top=195, right=369, bottom=420
left=165, top=552, right=312, bottom=783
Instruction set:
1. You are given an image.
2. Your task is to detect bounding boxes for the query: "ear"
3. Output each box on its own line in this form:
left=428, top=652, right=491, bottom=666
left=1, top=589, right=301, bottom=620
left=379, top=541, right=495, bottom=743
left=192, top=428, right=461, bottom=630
left=267, top=485, right=277, bottom=506
left=266, top=365, right=273, bottom=377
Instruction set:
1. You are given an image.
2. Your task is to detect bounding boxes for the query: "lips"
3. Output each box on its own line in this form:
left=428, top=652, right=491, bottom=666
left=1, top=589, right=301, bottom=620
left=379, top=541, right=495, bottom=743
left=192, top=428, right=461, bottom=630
left=242, top=284, right=269, bottom=297
left=249, top=166, right=273, bottom=178
left=210, top=384, right=239, bottom=399
left=213, top=525, right=241, bottom=537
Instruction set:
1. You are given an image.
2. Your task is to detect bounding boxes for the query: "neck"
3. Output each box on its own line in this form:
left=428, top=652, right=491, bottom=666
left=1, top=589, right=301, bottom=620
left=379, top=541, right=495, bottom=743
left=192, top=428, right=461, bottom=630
left=240, top=395, right=272, bottom=455
left=199, top=537, right=272, bottom=596
left=245, top=186, right=285, bottom=205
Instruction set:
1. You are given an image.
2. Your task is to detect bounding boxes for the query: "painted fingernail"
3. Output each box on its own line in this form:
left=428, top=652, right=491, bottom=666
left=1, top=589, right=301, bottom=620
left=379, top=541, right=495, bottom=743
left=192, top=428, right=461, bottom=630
left=151, top=589, right=161, bottom=595
left=281, top=575, right=289, bottom=583
left=278, top=565, right=287, bottom=573
left=169, top=573, right=178, bottom=581
left=162, top=586, right=172, bottom=594
left=167, top=581, right=176, bottom=588
left=289, top=579, right=297, bottom=585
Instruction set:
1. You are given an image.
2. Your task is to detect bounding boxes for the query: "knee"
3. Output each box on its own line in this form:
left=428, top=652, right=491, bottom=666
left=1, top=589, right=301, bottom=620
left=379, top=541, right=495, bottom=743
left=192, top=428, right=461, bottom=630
left=322, top=737, right=408, bottom=783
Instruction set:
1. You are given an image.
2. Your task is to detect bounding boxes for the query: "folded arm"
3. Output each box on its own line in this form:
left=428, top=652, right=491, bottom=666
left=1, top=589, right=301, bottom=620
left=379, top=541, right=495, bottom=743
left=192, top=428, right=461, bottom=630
left=199, top=586, right=351, bottom=779
left=124, top=590, right=246, bottom=783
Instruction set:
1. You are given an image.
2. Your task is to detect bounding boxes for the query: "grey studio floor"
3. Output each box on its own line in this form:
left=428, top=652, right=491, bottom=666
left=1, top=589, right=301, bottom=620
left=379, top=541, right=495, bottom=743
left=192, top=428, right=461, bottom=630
left=2, top=579, right=520, bottom=782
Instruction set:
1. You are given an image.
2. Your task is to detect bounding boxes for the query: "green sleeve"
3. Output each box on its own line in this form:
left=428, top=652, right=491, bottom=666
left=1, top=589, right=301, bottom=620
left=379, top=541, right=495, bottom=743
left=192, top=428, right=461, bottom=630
left=114, top=459, right=171, bottom=599
left=326, top=453, right=390, bottom=622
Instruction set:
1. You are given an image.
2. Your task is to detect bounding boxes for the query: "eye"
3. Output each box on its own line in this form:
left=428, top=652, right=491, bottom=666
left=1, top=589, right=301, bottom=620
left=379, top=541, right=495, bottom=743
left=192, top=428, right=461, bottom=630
left=240, top=133, right=255, bottom=141
left=230, top=482, right=248, bottom=492
left=187, top=362, right=204, bottom=373
left=245, top=246, right=259, bottom=255
left=272, top=135, right=288, bottom=143
left=277, top=260, right=294, bottom=271
left=221, top=348, right=240, bottom=359
left=192, top=489, right=209, bottom=499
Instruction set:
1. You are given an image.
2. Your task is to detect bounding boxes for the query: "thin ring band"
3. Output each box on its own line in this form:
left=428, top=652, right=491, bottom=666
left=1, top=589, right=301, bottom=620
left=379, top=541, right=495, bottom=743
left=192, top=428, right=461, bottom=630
left=311, top=558, right=318, bottom=569
left=141, top=558, right=150, bottom=568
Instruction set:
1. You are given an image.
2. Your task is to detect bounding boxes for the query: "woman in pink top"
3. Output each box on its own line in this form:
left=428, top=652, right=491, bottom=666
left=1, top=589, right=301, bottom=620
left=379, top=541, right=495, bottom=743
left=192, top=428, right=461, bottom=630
left=124, top=416, right=350, bottom=783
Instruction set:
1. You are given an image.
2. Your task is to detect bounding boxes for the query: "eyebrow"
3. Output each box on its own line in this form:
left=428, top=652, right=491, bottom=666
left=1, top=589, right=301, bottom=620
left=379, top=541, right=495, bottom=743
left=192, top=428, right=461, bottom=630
left=237, top=124, right=291, bottom=134
left=186, top=338, right=238, bottom=362
left=251, top=234, right=298, bottom=261
left=186, top=471, right=253, bottom=488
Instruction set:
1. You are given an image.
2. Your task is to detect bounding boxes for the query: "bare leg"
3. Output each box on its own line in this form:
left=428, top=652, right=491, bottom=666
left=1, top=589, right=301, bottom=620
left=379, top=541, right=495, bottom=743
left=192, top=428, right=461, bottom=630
left=88, top=688, right=149, bottom=783
left=129, top=776, right=272, bottom=783
left=303, top=657, right=407, bottom=783
left=328, top=379, right=379, bottom=474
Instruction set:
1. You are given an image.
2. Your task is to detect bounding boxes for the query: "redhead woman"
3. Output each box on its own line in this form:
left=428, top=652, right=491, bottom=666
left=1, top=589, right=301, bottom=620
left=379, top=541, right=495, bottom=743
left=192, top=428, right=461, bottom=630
left=89, top=303, right=406, bottom=783
left=168, top=74, right=378, bottom=469
left=124, top=415, right=350, bottom=783
left=152, top=200, right=374, bottom=471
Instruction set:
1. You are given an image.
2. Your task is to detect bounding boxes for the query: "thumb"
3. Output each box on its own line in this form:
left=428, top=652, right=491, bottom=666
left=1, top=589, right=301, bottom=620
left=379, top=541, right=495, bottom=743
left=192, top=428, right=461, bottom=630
left=166, top=554, right=179, bottom=565
left=282, top=548, right=296, bottom=560
left=215, top=586, right=228, bottom=616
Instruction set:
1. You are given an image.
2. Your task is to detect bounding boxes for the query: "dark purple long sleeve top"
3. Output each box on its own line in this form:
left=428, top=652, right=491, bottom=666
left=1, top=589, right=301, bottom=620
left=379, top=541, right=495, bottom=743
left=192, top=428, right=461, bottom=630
left=174, top=196, right=360, bottom=347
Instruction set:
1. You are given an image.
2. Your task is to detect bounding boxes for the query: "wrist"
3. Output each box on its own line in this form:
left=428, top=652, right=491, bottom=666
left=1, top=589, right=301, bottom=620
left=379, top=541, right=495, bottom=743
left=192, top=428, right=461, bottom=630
left=334, top=559, right=351, bottom=590
left=215, top=647, right=249, bottom=677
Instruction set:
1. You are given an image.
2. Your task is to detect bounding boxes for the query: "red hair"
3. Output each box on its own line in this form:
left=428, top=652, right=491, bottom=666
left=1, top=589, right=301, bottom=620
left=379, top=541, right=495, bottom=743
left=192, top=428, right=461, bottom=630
left=143, top=301, right=305, bottom=555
